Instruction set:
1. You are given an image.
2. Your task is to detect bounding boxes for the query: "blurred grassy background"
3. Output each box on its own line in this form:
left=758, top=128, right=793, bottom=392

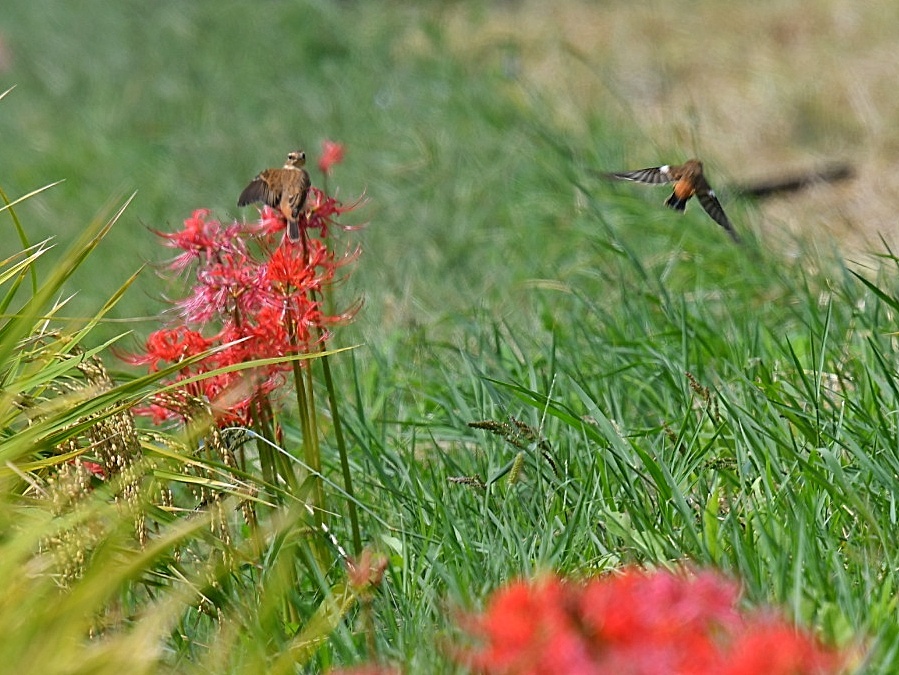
left=4, top=2, right=899, bottom=669
left=0, top=0, right=896, bottom=343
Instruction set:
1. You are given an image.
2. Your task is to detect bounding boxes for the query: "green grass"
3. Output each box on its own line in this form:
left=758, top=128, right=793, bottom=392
left=1, top=0, right=898, bottom=672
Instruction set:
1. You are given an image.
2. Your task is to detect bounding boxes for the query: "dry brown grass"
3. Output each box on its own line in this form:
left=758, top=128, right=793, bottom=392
left=414, top=0, right=899, bottom=254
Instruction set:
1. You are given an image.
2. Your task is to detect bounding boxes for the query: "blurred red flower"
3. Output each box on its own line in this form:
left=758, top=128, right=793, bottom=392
left=318, top=139, right=345, bottom=175
left=460, top=568, right=848, bottom=675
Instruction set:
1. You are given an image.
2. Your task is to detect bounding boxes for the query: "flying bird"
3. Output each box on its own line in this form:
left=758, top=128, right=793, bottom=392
left=607, top=159, right=739, bottom=242
left=238, top=150, right=310, bottom=242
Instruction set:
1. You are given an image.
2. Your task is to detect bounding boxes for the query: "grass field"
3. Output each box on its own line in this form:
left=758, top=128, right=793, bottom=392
left=1, top=0, right=898, bottom=672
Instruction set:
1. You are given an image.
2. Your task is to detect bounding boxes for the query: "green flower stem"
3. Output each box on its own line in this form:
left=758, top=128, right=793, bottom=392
left=291, top=357, right=328, bottom=568
left=319, top=348, right=362, bottom=555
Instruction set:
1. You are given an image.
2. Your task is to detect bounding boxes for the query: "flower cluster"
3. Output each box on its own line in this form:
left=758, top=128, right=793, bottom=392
left=129, top=148, right=356, bottom=426
left=460, top=568, right=848, bottom=675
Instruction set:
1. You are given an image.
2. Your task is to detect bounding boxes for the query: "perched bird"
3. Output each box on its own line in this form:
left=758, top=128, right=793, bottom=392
left=238, top=150, right=310, bottom=242
left=607, top=159, right=739, bottom=242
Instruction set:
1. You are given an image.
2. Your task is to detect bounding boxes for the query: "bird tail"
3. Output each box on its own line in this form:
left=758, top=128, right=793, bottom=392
left=664, top=192, right=688, bottom=211
left=287, top=219, right=301, bottom=242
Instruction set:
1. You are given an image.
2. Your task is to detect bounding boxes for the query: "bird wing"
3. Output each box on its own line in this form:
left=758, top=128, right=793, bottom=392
left=237, top=170, right=280, bottom=208
left=696, top=189, right=740, bottom=242
left=609, top=166, right=675, bottom=185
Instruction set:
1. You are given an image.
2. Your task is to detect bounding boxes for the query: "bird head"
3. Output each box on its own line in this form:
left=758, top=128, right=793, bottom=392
left=683, top=158, right=704, bottom=176
left=284, top=151, right=306, bottom=169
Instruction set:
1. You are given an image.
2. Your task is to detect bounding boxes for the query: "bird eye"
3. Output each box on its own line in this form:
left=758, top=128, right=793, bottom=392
left=298, top=152, right=305, bottom=160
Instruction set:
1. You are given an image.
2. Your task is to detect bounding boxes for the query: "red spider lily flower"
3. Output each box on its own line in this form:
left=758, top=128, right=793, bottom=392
left=152, top=209, right=247, bottom=271
left=723, top=618, right=847, bottom=675
left=265, top=239, right=331, bottom=292
left=460, top=567, right=849, bottom=675
left=177, top=251, right=271, bottom=323
left=258, top=204, right=288, bottom=238
left=302, top=187, right=364, bottom=237
left=463, top=576, right=595, bottom=674
left=346, top=548, right=389, bottom=597
left=318, top=139, right=345, bottom=176
left=124, top=326, right=214, bottom=372
left=80, top=461, right=107, bottom=479
left=64, top=458, right=107, bottom=482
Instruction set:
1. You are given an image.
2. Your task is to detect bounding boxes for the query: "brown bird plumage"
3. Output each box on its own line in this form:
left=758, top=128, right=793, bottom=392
left=607, top=159, right=739, bottom=242
left=238, top=150, right=310, bottom=242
